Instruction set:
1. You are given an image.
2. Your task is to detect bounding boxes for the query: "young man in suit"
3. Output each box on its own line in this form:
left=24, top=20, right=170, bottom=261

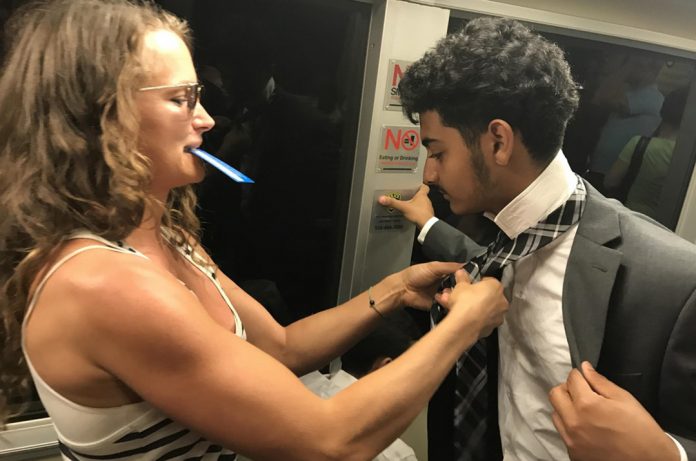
left=380, top=16, right=695, bottom=461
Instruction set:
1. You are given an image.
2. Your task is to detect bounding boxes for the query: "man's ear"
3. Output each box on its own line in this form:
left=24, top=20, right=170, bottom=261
left=486, top=119, right=514, bottom=166
left=369, top=357, right=393, bottom=374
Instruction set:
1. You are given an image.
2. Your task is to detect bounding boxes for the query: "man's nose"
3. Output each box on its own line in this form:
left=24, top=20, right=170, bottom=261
left=423, top=157, right=438, bottom=185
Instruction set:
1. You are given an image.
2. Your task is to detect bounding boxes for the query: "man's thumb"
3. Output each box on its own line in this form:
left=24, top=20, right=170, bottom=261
left=581, top=361, right=623, bottom=399
left=378, top=195, right=392, bottom=206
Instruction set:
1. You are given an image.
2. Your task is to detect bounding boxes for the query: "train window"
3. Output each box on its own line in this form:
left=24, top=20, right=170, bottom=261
left=449, top=16, right=696, bottom=229
left=0, top=0, right=49, bottom=425
left=177, top=0, right=371, bottom=321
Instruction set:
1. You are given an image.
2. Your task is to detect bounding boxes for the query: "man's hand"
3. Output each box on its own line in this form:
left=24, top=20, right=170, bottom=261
left=378, top=184, right=435, bottom=228
left=549, top=362, right=680, bottom=461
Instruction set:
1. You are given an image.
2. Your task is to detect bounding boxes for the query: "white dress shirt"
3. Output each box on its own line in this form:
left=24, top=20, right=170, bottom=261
left=418, top=152, right=686, bottom=460
left=492, top=152, right=578, bottom=461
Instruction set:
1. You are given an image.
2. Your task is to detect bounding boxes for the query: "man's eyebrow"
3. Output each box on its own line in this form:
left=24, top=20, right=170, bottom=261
left=422, top=137, right=438, bottom=148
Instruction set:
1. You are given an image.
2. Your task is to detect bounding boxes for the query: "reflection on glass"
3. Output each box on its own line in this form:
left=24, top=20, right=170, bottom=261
left=552, top=36, right=694, bottom=227
left=584, top=54, right=665, bottom=184
left=177, top=0, right=369, bottom=321
left=604, top=87, right=689, bottom=220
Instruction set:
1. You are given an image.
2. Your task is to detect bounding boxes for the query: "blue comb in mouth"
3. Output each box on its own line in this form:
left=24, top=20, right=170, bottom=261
left=186, top=147, right=254, bottom=184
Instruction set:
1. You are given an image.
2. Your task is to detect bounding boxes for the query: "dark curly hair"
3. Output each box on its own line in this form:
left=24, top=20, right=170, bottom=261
left=399, top=17, right=580, bottom=165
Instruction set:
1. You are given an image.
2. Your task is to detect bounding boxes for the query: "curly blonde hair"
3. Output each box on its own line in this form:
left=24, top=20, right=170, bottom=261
left=0, top=0, right=202, bottom=422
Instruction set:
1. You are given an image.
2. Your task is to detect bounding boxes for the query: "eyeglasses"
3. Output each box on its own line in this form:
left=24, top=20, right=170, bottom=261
left=138, top=82, right=204, bottom=112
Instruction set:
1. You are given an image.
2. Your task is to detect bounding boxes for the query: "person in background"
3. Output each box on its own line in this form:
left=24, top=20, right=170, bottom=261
left=380, top=17, right=695, bottom=461
left=585, top=54, right=664, bottom=190
left=604, top=86, right=689, bottom=220
left=0, top=1, right=510, bottom=460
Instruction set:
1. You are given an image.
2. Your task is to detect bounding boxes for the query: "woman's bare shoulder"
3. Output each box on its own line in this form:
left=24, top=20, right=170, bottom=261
left=26, top=238, right=251, bottom=410
left=40, top=239, right=200, bottom=324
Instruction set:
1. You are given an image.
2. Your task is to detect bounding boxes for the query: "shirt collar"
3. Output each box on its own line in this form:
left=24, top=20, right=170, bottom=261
left=485, top=151, right=578, bottom=239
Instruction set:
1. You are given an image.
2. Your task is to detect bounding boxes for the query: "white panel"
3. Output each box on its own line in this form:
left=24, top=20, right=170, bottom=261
left=339, top=0, right=449, bottom=300
left=408, top=0, right=696, bottom=53
left=489, top=0, right=696, bottom=43
left=0, top=418, right=59, bottom=459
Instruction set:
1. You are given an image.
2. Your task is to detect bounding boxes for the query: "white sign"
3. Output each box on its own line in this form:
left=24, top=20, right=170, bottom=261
left=376, top=126, right=421, bottom=173
left=384, top=59, right=411, bottom=111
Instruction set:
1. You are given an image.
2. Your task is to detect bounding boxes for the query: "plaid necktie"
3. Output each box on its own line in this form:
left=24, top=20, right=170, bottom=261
left=432, top=177, right=587, bottom=461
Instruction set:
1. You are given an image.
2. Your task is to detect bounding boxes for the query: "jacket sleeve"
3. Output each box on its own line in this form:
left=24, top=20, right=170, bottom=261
left=661, top=286, right=696, bottom=459
left=421, top=219, right=486, bottom=263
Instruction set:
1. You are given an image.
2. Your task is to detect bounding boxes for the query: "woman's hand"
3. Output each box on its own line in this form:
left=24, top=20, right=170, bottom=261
left=393, top=261, right=463, bottom=309
left=434, top=269, right=507, bottom=338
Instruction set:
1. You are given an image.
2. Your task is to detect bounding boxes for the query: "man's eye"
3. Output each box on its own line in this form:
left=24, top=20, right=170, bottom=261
left=428, top=152, right=443, bottom=159
left=171, top=98, right=187, bottom=106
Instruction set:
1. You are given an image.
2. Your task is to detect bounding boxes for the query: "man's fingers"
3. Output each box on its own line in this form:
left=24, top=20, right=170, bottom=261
left=581, top=361, right=625, bottom=400
left=566, top=367, right=595, bottom=401
left=378, top=194, right=397, bottom=207
left=378, top=183, right=428, bottom=209
left=549, top=383, right=576, bottom=423
left=383, top=196, right=410, bottom=214
left=415, top=183, right=430, bottom=197
left=551, top=411, right=572, bottom=449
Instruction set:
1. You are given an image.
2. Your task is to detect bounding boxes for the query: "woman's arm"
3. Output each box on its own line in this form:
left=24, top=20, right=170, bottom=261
left=216, top=261, right=461, bottom=374
left=73, top=254, right=506, bottom=461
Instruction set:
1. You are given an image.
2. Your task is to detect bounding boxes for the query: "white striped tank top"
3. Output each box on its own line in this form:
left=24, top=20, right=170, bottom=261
left=21, top=232, right=245, bottom=460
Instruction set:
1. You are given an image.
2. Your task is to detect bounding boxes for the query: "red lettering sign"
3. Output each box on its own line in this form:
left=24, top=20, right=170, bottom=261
left=384, top=128, right=420, bottom=151
left=391, top=63, right=404, bottom=86
left=401, top=129, right=419, bottom=151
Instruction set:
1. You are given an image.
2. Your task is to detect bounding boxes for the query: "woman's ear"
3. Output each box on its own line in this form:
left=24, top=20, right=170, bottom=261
left=487, top=119, right=514, bottom=166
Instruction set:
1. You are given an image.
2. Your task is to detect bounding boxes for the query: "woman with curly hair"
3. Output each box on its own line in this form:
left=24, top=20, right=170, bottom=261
left=0, top=1, right=507, bottom=459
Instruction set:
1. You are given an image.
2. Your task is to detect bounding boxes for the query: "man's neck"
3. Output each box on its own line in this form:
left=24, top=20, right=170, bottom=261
left=490, top=146, right=548, bottom=214
left=485, top=152, right=577, bottom=239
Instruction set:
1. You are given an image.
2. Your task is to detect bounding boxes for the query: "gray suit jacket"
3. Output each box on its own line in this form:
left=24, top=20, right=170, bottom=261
left=422, top=181, right=696, bottom=457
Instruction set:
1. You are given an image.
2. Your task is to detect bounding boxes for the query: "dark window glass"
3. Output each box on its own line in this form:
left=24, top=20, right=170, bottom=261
left=1, top=0, right=50, bottom=424
left=178, top=0, right=370, bottom=321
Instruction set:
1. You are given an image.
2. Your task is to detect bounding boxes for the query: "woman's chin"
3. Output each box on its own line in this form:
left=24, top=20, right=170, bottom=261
left=189, top=170, right=206, bottom=185
left=188, top=159, right=206, bottom=183
left=171, top=170, right=205, bottom=189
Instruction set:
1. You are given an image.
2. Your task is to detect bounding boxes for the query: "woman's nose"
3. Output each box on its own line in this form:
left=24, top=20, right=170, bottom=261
left=193, top=103, right=215, bottom=133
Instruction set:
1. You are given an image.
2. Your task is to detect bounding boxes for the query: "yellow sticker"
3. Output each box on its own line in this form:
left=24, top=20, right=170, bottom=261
left=386, top=192, right=401, bottom=213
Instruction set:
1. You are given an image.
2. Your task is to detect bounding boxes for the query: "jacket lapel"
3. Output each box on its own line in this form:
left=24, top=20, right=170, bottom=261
left=563, top=182, right=623, bottom=368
